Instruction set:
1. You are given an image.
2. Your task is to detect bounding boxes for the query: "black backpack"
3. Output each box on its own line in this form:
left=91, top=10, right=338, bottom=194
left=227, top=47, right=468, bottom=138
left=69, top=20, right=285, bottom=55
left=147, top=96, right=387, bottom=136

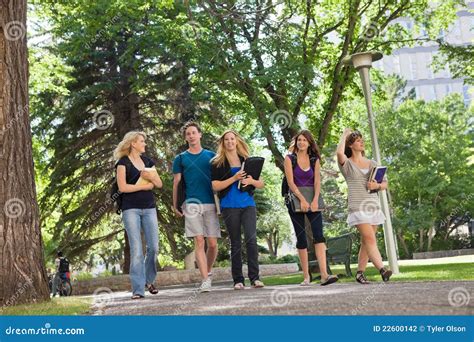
left=110, top=158, right=133, bottom=215
left=59, top=257, right=70, bottom=273
left=281, top=153, right=318, bottom=197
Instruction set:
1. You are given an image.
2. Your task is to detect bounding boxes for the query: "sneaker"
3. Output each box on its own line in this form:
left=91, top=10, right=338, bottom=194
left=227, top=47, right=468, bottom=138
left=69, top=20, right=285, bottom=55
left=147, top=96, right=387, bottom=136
left=252, top=280, right=265, bottom=288
left=200, top=278, right=212, bottom=292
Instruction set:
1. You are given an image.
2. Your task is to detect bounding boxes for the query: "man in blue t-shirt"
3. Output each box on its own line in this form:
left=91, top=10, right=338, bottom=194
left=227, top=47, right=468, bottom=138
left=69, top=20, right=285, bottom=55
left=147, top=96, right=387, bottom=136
left=172, top=122, right=220, bottom=292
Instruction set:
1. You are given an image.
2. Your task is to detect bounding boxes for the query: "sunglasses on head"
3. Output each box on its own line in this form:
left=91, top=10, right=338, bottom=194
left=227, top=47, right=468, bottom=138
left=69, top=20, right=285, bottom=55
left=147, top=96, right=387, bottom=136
left=350, top=130, right=362, bottom=138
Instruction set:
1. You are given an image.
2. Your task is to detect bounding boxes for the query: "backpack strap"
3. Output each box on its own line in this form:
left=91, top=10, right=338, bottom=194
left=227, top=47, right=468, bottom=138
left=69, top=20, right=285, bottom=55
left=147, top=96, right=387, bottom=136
left=289, top=153, right=318, bottom=170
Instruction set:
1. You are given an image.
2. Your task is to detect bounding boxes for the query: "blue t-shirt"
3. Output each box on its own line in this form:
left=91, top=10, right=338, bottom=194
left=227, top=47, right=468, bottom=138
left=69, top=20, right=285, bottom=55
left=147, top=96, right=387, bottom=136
left=220, top=167, right=256, bottom=209
left=116, top=155, right=156, bottom=210
left=172, top=149, right=215, bottom=204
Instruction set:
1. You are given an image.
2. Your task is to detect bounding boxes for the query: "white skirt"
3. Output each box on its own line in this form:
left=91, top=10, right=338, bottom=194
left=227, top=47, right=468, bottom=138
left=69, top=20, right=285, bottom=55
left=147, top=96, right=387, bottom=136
left=347, top=210, right=386, bottom=226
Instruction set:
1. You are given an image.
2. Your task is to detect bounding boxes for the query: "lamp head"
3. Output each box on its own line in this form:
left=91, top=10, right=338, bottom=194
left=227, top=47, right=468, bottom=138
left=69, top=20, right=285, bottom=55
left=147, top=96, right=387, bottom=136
left=342, top=51, right=383, bottom=70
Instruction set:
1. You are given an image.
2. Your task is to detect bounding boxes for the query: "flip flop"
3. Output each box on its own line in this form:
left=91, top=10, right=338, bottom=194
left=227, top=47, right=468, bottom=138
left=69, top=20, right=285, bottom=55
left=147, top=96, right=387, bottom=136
left=321, top=275, right=339, bottom=286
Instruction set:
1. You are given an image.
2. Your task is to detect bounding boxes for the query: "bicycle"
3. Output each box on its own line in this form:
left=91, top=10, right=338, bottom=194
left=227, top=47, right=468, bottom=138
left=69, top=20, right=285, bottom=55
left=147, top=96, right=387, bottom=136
left=48, top=272, right=73, bottom=296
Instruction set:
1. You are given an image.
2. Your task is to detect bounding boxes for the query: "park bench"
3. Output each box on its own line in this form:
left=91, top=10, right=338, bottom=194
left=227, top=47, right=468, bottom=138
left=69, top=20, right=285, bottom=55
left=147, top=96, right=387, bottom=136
left=309, top=233, right=354, bottom=281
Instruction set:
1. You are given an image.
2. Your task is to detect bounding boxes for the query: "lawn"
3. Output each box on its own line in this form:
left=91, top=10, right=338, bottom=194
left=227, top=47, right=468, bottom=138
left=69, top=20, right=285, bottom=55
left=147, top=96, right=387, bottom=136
left=262, top=263, right=474, bottom=286
left=1, top=296, right=92, bottom=316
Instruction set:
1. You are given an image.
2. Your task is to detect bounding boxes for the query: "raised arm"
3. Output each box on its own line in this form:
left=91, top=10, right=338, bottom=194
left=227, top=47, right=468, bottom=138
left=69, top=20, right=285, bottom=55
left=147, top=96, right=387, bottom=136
left=336, top=128, right=352, bottom=166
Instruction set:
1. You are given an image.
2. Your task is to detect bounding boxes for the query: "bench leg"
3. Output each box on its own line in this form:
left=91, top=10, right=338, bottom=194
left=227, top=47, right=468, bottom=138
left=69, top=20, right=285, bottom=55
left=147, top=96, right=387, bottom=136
left=327, top=263, right=332, bottom=276
left=345, top=259, right=352, bottom=277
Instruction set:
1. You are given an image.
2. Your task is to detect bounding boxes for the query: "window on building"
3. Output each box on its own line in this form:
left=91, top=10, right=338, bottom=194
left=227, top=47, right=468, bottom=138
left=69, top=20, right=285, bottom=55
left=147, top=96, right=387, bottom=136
left=463, top=85, right=472, bottom=106
left=393, top=55, right=401, bottom=74
left=429, top=85, right=436, bottom=100
left=445, top=83, right=452, bottom=94
left=426, top=53, right=434, bottom=79
left=410, top=55, right=418, bottom=80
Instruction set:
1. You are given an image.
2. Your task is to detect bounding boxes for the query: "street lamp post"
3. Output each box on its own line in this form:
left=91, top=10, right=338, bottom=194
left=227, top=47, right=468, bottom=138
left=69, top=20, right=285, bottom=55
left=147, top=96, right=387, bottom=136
left=343, top=51, right=399, bottom=274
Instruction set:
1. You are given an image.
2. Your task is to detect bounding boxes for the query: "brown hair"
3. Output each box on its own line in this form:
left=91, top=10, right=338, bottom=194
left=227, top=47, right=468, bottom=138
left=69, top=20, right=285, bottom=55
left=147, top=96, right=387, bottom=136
left=288, top=130, right=320, bottom=159
left=344, top=130, right=365, bottom=158
left=181, top=121, right=202, bottom=138
left=212, top=130, right=250, bottom=167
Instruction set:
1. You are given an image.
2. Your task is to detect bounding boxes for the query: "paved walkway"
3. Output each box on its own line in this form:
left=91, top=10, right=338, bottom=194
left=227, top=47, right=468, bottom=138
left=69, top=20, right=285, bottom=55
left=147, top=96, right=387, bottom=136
left=89, top=280, right=473, bottom=316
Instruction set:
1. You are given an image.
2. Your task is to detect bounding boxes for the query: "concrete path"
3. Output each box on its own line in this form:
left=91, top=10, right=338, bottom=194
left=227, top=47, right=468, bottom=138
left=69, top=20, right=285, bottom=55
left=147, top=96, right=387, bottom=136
left=88, top=280, right=474, bottom=316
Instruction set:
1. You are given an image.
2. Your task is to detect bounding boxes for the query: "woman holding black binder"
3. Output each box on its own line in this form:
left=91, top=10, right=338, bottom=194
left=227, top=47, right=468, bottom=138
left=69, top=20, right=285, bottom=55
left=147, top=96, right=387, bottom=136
left=211, top=130, right=265, bottom=290
left=283, top=130, right=338, bottom=286
left=336, top=128, right=392, bottom=284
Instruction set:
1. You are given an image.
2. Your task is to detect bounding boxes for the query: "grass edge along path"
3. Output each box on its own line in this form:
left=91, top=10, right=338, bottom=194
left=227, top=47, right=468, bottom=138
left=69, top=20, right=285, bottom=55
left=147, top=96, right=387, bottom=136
left=262, top=263, right=474, bottom=286
left=1, top=296, right=92, bottom=316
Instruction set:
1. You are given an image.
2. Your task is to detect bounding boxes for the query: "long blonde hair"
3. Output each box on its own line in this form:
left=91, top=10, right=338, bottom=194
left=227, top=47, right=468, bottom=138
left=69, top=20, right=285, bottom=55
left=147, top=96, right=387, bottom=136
left=212, top=130, right=250, bottom=167
left=113, top=131, right=147, bottom=160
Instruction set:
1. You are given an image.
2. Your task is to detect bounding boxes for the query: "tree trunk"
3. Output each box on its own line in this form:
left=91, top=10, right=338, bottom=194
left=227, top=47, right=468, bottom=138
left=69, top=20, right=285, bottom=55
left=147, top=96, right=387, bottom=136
left=0, top=0, right=50, bottom=306
left=273, top=231, right=280, bottom=258
left=396, top=231, right=410, bottom=258
left=265, top=236, right=275, bottom=257
left=418, top=228, right=424, bottom=252
left=427, top=225, right=436, bottom=252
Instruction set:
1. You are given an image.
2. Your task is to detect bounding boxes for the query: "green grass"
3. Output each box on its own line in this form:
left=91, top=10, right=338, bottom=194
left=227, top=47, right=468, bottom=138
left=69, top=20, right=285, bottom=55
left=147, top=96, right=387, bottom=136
left=1, top=296, right=92, bottom=316
left=262, top=263, right=474, bottom=286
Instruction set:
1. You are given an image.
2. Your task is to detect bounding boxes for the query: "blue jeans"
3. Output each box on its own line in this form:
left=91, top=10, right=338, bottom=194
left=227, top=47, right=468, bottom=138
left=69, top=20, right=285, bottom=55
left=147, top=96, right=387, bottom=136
left=122, top=208, right=159, bottom=296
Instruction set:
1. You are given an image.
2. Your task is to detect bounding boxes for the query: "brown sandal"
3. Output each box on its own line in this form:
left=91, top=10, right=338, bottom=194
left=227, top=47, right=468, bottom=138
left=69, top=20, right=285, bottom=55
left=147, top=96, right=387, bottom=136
left=131, top=294, right=144, bottom=299
left=379, top=268, right=392, bottom=282
left=146, top=284, right=159, bottom=295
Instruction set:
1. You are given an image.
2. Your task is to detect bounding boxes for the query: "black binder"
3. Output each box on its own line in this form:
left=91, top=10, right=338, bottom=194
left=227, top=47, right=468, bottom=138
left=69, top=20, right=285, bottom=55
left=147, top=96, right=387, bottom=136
left=237, top=156, right=265, bottom=193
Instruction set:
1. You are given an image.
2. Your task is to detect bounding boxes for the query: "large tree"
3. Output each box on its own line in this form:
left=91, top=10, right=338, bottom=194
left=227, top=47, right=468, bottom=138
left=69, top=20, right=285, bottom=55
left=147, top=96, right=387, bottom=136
left=185, top=0, right=463, bottom=170
left=29, top=0, right=465, bottom=266
left=0, top=0, right=49, bottom=306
